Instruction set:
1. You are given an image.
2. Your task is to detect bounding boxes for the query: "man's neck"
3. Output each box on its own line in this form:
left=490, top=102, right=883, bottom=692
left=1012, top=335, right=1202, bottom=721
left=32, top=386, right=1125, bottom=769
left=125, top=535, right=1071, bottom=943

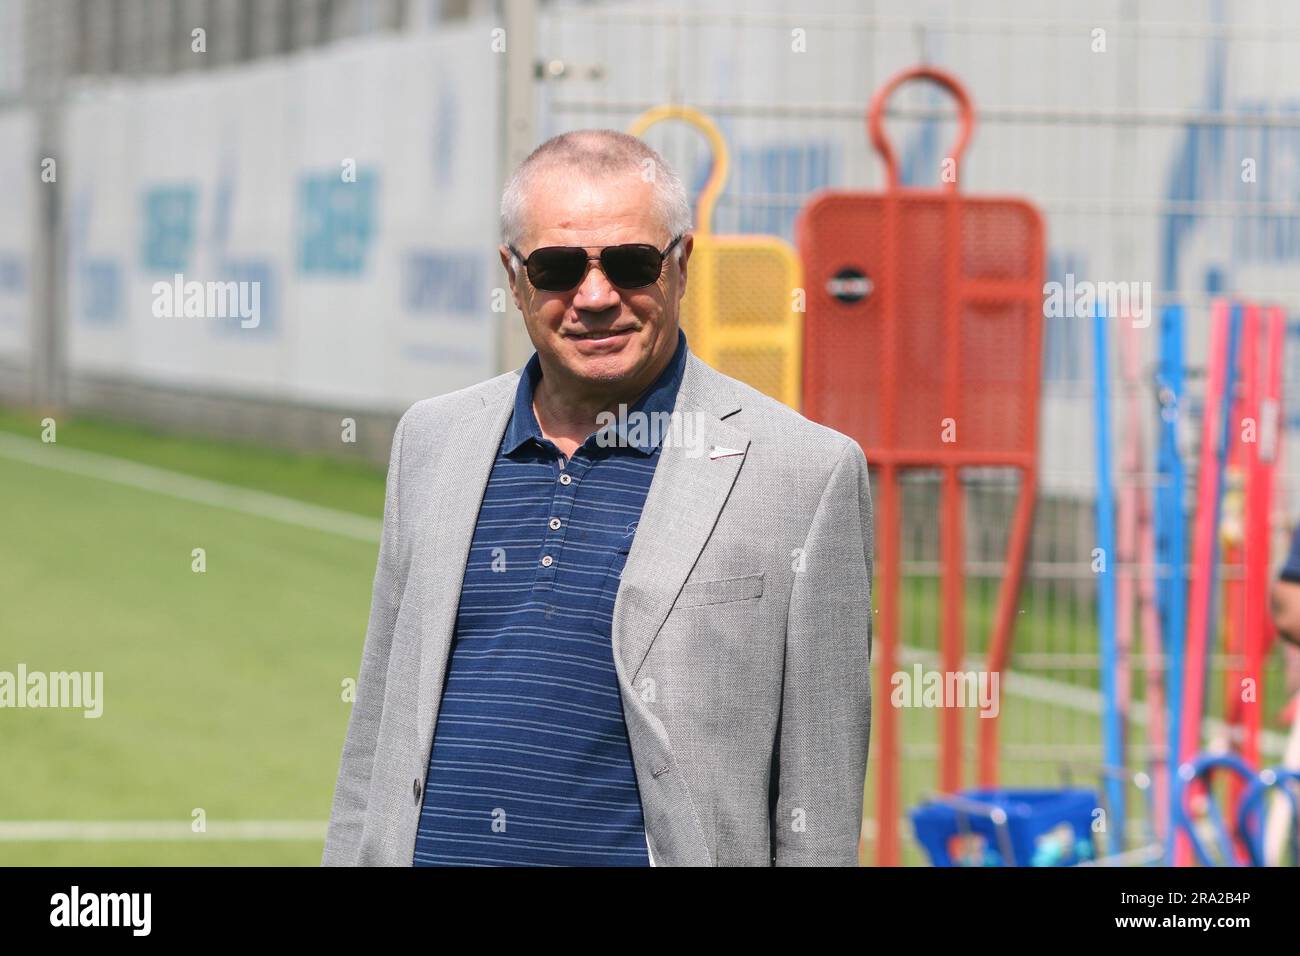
left=531, top=351, right=672, bottom=459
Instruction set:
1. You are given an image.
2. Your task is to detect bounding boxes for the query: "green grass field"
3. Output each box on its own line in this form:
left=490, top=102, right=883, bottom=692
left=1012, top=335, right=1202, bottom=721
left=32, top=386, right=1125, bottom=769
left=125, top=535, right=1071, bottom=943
left=0, top=407, right=1286, bottom=865
left=0, top=409, right=384, bottom=865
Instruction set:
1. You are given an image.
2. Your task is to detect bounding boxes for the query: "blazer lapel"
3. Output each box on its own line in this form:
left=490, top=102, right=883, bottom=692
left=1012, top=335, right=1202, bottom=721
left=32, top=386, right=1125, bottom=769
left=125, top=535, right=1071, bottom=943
left=613, top=363, right=749, bottom=685
left=609, top=356, right=750, bottom=865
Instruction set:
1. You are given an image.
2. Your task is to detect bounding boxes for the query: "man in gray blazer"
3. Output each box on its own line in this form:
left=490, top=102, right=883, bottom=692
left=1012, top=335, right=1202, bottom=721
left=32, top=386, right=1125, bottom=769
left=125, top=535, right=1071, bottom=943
left=324, top=129, right=873, bottom=867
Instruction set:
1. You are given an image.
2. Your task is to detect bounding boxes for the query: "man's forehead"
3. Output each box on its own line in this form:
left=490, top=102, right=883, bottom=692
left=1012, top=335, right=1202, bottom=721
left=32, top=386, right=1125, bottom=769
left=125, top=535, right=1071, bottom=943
left=529, top=221, right=663, bottom=243
left=523, top=170, right=662, bottom=243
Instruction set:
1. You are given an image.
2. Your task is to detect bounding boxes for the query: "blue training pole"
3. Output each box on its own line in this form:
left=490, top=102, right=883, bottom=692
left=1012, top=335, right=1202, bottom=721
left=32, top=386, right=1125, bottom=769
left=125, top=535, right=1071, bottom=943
left=1093, top=301, right=1124, bottom=856
left=1156, top=304, right=1187, bottom=865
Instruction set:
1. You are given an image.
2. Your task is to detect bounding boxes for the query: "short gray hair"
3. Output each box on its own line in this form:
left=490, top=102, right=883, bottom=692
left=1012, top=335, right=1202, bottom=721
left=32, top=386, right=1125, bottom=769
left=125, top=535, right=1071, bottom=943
left=500, top=129, right=693, bottom=262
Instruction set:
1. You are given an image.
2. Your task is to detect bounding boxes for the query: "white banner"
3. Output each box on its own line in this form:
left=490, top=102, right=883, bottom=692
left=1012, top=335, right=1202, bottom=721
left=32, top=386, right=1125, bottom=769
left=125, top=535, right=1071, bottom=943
left=64, top=25, right=500, bottom=411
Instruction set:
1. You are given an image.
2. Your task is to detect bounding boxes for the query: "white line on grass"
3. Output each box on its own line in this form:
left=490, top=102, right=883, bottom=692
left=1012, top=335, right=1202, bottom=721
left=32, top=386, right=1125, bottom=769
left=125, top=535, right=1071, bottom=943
left=0, top=432, right=381, bottom=543
left=0, top=821, right=327, bottom=842
left=899, top=643, right=1290, bottom=757
left=0, top=435, right=353, bottom=847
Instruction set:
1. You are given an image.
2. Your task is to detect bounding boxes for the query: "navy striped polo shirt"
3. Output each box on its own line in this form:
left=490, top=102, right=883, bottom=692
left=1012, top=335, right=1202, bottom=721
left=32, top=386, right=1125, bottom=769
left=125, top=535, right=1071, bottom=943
left=412, top=330, right=688, bottom=866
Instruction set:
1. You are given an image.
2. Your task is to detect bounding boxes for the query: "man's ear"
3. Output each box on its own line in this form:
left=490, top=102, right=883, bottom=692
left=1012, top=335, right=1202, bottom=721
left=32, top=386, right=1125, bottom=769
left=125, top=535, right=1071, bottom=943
left=675, top=232, right=694, bottom=302
left=499, top=244, right=526, bottom=313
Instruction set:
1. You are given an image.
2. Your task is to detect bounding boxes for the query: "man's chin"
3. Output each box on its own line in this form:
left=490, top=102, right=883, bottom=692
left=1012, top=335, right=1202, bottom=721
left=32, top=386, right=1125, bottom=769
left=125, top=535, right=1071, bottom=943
left=564, top=354, right=639, bottom=385
left=558, top=335, right=647, bottom=381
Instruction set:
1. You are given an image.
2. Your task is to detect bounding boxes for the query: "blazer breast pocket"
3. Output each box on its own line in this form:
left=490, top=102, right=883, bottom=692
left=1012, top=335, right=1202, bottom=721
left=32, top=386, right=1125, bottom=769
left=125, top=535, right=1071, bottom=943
left=673, top=572, right=765, bottom=610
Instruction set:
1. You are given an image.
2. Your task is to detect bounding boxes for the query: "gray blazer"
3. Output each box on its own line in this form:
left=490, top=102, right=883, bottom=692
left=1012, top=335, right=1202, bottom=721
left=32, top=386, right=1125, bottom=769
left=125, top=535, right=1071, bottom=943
left=322, top=351, right=873, bottom=866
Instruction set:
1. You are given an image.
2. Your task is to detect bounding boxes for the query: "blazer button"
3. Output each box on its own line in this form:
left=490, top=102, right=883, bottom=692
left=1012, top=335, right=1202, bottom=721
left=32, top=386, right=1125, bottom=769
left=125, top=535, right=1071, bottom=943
left=413, top=777, right=422, bottom=803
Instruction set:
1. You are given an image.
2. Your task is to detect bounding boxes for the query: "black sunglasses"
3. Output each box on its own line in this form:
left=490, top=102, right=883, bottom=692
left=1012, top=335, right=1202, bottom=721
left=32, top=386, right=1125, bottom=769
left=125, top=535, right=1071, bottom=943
left=509, top=235, right=684, bottom=292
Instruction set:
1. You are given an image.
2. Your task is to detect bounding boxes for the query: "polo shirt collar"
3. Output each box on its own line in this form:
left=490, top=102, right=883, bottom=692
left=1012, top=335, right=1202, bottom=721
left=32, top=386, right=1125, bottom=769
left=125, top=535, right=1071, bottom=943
left=503, top=328, right=689, bottom=457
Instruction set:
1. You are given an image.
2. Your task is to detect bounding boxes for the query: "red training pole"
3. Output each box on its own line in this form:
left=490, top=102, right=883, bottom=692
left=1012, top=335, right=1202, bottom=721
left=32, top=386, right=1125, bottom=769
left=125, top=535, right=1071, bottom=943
left=1176, top=299, right=1230, bottom=866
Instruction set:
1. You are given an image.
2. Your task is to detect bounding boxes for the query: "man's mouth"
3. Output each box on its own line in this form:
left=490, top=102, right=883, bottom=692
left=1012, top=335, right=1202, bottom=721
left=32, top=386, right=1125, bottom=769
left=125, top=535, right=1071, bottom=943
left=566, top=328, right=633, bottom=341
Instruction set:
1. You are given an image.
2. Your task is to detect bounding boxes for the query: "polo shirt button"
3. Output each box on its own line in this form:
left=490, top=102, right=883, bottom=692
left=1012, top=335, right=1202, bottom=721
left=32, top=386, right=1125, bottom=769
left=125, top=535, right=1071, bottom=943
left=413, top=778, right=422, bottom=803
left=540, top=555, right=554, bottom=568
left=549, top=518, right=562, bottom=530
left=559, top=474, right=572, bottom=485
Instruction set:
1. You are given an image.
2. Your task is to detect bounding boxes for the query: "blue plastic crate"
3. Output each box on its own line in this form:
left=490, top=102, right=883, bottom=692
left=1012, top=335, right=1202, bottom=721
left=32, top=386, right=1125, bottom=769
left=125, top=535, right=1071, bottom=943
left=910, top=788, right=1099, bottom=867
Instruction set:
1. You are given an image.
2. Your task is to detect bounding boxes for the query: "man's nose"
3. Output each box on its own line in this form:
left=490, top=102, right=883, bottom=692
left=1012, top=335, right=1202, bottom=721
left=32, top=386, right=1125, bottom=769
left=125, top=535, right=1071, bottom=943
left=574, top=260, right=621, bottom=310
